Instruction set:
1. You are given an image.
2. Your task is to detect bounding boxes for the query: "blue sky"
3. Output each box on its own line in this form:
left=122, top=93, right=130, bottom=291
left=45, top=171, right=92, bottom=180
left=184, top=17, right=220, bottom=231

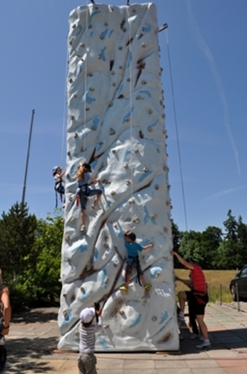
left=0, top=0, right=246, bottom=233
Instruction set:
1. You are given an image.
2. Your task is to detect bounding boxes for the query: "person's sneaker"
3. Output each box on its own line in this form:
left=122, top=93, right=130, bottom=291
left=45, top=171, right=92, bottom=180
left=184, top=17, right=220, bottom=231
left=119, top=285, right=128, bottom=292
left=80, top=225, right=86, bottom=233
left=196, top=341, right=211, bottom=349
left=144, top=283, right=152, bottom=291
left=178, top=318, right=187, bottom=329
left=190, top=333, right=198, bottom=340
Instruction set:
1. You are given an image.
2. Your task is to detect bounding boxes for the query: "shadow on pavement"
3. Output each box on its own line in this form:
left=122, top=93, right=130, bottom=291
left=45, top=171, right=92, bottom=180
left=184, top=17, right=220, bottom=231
left=179, top=327, right=247, bottom=354
left=5, top=336, right=58, bottom=373
left=11, top=307, right=58, bottom=324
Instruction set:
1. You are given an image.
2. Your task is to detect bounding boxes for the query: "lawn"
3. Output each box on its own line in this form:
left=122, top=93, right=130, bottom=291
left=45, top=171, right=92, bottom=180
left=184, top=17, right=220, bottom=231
left=174, top=269, right=237, bottom=302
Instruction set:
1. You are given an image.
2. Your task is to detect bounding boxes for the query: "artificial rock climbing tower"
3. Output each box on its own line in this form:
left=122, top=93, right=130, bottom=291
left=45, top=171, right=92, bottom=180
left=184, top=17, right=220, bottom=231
left=58, top=2, right=179, bottom=352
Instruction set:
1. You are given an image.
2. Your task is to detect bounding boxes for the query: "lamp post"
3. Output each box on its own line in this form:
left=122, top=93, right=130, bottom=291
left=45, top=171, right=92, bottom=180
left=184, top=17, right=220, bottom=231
left=21, top=109, right=35, bottom=205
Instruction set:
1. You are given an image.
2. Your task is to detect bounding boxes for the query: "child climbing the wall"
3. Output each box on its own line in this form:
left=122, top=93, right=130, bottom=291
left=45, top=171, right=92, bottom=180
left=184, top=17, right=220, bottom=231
left=76, top=162, right=102, bottom=234
left=53, top=166, right=66, bottom=207
left=120, top=229, right=154, bottom=292
left=78, top=306, right=102, bottom=374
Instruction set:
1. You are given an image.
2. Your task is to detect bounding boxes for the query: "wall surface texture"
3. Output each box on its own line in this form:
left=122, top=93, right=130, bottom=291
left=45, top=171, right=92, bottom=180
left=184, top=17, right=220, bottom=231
left=58, top=2, right=178, bottom=352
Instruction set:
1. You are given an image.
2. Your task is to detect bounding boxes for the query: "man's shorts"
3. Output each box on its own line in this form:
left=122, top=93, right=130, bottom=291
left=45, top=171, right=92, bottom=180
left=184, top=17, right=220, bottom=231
left=185, top=290, right=209, bottom=316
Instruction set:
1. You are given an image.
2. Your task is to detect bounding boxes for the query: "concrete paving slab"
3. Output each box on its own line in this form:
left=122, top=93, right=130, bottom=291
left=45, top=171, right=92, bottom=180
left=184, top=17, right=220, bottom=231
left=3, top=302, right=247, bottom=374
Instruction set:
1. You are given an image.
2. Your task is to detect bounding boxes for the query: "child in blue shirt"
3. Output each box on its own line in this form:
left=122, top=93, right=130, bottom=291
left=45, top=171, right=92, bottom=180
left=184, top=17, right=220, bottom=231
left=120, top=229, right=154, bottom=292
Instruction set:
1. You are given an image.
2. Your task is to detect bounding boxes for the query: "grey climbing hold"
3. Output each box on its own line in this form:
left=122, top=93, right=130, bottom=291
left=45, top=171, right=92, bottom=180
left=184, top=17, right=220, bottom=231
left=109, top=128, right=115, bottom=135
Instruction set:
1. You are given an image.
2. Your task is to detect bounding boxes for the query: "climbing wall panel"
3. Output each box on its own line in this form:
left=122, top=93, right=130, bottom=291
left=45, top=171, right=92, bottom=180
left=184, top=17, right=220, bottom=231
left=58, top=2, right=179, bottom=352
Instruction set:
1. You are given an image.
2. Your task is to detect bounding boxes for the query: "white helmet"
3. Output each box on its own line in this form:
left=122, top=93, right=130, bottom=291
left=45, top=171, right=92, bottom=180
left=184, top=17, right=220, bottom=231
left=52, top=166, right=59, bottom=174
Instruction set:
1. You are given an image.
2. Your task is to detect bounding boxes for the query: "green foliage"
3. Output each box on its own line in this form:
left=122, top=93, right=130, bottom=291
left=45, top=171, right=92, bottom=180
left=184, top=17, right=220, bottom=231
left=174, top=209, right=247, bottom=270
left=0, top=202, right=37, bottom=287
left=14, top=211, right=64, bottom=307
left=0, top=203, right=64, bottom=309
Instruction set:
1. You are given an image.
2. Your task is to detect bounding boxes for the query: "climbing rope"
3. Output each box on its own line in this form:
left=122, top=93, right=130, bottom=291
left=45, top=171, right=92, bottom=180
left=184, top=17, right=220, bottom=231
left=61, top=36, right=69, bottom=170
left=164, top=27, right=190, bottom=257
left=127, top=6, right=134, bottom=216
left=83, top=0, right=89, bottom=160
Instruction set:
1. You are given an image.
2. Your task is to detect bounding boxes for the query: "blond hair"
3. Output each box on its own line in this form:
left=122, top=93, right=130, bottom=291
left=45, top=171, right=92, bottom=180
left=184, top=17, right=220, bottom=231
left=76, top=165, right=88, bottom=181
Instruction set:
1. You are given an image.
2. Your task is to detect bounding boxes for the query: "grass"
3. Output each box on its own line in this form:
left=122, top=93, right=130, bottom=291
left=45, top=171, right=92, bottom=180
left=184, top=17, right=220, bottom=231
left=174, top=269, right=237, bottom=303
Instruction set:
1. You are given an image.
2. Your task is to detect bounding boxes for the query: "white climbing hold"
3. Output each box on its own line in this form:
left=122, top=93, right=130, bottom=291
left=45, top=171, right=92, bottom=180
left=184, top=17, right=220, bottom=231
left=143, top=167, right=149, bottom=172
left=104, top=277, right=109, bottom=284
left=110, top=190, right=116, bottom=196
left=124, top=163, right=128, bottom=169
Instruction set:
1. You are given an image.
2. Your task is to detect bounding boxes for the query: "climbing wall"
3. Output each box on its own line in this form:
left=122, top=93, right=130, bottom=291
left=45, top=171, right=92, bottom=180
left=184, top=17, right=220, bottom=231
left=58, top=2, right=179, bottom=352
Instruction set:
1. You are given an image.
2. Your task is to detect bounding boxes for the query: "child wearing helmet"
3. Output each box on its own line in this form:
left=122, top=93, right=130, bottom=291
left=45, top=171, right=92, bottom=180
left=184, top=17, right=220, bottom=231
left=76, top=162, right=102, bottom=233
left=52, top=166, right=66, bottom=207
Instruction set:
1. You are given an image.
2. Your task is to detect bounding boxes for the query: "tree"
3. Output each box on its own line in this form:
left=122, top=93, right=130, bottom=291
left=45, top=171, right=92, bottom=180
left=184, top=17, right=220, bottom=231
left=171, top=220, right=183, bottom=253
left=16, top=211, right=64, bottom=306
left=201, top=226, right=223, bottom=269
left=0, top=202, right=37, bottom=286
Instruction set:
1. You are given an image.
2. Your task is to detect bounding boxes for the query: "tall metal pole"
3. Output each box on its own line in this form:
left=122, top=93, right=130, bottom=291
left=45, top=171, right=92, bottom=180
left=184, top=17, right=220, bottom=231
left=21, top=109, right=35, bottom=205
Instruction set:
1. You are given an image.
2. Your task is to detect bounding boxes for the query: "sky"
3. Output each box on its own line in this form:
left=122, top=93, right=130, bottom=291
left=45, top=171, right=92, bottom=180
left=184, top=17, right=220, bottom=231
left=0, top=0, right=246, bottom=233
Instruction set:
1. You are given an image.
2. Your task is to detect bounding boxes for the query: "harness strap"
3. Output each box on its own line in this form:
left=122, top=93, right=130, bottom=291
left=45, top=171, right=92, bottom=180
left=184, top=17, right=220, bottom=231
left=127, top=256, right=142, bottom=287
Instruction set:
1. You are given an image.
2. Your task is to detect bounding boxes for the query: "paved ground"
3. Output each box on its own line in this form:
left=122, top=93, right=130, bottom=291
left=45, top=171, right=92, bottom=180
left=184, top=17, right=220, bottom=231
left=4, top=301, right=247, bottom=374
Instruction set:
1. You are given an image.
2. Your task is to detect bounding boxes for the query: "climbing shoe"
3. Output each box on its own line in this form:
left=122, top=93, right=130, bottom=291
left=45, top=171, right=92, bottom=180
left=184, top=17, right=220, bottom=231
left=119, top=285, right=128, bottom=292
left=144, top=284, right=152, bottom=291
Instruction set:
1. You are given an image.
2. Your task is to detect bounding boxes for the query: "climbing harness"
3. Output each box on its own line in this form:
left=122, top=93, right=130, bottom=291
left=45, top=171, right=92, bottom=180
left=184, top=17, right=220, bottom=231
left=53, top=166, right=65, bottom=208
left=125, top=256, right=142, bottom=287
left=54, top=181, right=65, bottom=208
